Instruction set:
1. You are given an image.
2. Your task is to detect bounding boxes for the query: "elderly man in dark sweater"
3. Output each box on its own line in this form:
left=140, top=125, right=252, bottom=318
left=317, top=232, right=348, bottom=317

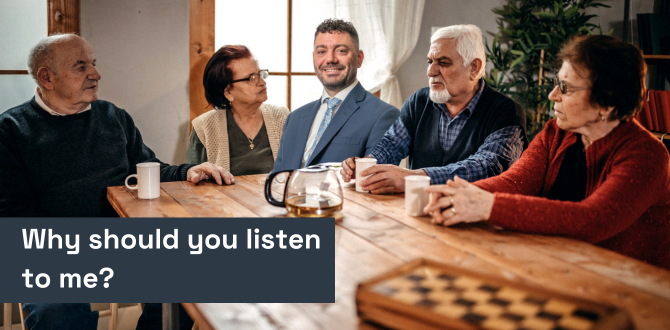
left=0, top=34, right=233, bottom=217
left=1, top=34, right=231, bottom=329
left=340, top=24, right=528, bottom=194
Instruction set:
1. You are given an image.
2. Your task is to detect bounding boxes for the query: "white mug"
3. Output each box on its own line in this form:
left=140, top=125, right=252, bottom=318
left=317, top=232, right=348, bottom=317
left=355, top=158, right=377, bottom=192
left=405, top=175, right=431, bottom=216
left=125, top=162, right=161, bottom=199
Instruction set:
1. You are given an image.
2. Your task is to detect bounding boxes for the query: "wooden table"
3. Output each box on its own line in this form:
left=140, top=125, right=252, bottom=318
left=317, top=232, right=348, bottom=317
left=107, top=174, right=670, bottom=330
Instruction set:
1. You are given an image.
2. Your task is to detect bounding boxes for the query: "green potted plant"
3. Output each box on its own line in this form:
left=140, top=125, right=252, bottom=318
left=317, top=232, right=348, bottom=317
left=485, top=0, right=610, bottom=139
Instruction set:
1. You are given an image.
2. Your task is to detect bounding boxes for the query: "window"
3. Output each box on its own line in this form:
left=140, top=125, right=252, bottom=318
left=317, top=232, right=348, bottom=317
left=215, top=0, right=338, bottom=110
left=0, top=0, right=47, bottom=112
left=0, top=0, right=79, bottom=113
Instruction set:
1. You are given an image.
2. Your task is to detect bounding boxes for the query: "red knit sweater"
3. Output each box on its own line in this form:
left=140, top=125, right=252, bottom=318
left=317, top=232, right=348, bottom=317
left=475, top=119, right=670, bottom=269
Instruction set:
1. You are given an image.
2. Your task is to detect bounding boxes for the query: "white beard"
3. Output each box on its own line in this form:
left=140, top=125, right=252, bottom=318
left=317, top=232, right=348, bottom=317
left=429, top=77, right=451, bottom=103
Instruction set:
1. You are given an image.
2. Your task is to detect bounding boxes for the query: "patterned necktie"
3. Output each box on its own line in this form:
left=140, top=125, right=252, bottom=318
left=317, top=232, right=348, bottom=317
left=306, top=97, right=341, bottom=162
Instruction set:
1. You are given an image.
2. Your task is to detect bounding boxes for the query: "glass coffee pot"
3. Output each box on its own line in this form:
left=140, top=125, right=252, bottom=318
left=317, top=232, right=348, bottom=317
left=265, top=166, right=343, bottom=217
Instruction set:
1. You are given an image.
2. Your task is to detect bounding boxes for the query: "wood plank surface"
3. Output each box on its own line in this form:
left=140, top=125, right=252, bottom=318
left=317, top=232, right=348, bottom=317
left=208, top=177, right=288, bottom=218
left=520, top=234, right=670, bottom=300
left=195, top=176, right=408, bottom=329
left=107, top=185, right=192, bottom=217
left=161, top=181, right=257, bottom=217
left=342, top=182, right=670, bottom=293
left=208, top=175, right=670, bottom=329
left=339, top=184, right=670, bottom=329
left=206, top=176, right=670, bottom=328
left=292, top=226, right=405, bottom=330
left=106, top=175, right=670, bottom=330
left=193, top=226, right=404, bottom=330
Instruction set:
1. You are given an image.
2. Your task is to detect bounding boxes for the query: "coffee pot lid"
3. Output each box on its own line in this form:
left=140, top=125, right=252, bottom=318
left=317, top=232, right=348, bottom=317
left=298, top=165, right=329, bottom=173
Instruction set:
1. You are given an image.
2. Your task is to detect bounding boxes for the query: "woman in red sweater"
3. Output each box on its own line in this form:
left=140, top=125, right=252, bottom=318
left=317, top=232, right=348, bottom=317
left=424, top=35, right=670, bottom=269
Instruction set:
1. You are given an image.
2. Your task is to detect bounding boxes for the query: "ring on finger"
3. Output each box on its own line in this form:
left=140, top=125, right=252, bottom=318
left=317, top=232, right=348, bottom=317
left=451, top=207, right=457, bottom=215
left=450, top=197, right=454, bottom=205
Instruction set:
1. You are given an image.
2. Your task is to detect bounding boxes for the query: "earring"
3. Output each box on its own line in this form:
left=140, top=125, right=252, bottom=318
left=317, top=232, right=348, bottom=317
left=601, top=114, right=606, bottom=122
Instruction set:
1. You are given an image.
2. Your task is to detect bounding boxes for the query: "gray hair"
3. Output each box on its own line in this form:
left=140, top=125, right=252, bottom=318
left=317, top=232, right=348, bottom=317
left=27, top=33, right=79, bottom=83
left=430, top=25, right=486, bottom=80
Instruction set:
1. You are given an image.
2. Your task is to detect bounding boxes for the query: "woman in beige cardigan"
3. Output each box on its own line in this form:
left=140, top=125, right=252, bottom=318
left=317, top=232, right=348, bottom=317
left=187, top=45, right=289, bottom=175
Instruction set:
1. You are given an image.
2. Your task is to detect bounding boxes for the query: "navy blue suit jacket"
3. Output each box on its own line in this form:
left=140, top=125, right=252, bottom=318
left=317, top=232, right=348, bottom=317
left=273, top=82, right=400, bottom=172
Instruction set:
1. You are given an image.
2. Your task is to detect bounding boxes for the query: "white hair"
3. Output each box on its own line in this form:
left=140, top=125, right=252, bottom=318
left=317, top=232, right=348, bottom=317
left=430, top=24, right=486, bottom=80
left=28, top=33, right=80, bottom=83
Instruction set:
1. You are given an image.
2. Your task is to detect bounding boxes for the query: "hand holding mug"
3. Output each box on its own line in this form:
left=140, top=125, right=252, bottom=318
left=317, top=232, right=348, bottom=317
left=359, top=165, right=427, bottom=194
left=423, top=176, right=495, bottom=226
left=354, top=158, right=377, bottom=192
left=340, top=157, right=359, bottom=182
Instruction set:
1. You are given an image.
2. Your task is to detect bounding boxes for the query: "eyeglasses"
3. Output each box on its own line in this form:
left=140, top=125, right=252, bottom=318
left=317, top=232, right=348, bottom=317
left=553, top=76, right=589, bottom=94
left=231, top=70, right=269, bottom=85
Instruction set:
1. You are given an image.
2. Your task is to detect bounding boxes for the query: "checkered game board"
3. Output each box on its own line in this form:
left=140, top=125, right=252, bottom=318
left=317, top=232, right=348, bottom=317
left=356, top=259, right=632, bottom=330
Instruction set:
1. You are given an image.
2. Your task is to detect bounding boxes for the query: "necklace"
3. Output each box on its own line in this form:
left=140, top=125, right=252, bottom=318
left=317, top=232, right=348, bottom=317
left=246, top=135, right=254, bottom=150
left=229, top=110, right=258, bottom=149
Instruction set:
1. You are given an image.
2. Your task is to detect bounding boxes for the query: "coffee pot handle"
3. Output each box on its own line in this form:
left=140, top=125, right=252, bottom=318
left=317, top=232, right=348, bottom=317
left=265, top=170, right=293, bottom=207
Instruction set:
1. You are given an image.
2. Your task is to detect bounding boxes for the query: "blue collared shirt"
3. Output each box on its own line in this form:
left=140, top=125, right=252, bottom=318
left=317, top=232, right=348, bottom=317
left=369, top=81, right=525, bottom=184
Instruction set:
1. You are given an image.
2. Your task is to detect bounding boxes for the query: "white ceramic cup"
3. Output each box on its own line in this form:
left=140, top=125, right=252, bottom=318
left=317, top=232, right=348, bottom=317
left=355, top=158, right=377, bottom=192
left=405, top=175, right=431, bottom=216
left=125, top=162, right=161, bottom=199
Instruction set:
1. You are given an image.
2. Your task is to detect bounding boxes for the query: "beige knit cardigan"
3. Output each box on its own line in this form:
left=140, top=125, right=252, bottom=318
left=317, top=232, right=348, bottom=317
left=191, top=103, right=290, bottom=171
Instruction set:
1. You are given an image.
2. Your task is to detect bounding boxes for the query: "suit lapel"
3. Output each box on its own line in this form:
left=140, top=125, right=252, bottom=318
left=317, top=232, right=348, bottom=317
left=291, top=100, right=322, bottom=168
left=307, top=83, right=364, bottom=165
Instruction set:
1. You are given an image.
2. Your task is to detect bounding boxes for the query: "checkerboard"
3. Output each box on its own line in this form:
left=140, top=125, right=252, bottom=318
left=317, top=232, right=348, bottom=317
left=356, top=259, right=632, bottom=330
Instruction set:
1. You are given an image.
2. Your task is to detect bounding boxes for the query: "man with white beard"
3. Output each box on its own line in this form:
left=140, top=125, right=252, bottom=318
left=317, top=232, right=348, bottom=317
left=340, top=24, right=527, bottom=194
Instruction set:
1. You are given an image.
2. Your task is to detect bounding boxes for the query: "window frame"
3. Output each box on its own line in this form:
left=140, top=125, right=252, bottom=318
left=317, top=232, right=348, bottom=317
left=188, top=0, right=316, bottom=126
left=0, top=0, right=79, bottom=76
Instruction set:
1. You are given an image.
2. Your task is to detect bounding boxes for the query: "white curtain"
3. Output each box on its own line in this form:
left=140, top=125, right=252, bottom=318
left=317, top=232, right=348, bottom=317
left=335, top=0, right=424, bottom=108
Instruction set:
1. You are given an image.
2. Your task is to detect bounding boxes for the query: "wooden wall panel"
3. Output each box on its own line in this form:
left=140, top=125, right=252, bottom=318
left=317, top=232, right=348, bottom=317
left=189, top=0, right=216, bottom=130
left=48, top=0, right=80, bottom=35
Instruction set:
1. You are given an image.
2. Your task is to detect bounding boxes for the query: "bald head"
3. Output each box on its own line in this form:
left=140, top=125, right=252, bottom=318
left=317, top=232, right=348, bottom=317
left=29, top=34, right=101, bottom=114
left=28, top=34, right=88, bottom=84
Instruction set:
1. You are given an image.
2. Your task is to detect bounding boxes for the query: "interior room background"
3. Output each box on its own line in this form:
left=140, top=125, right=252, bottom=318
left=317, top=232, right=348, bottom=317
left=0, top=0, right=654, bottom=165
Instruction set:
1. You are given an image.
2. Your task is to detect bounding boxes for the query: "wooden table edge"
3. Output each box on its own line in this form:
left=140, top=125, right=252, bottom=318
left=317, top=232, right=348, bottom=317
left=106, top=186, right=129, bottom=217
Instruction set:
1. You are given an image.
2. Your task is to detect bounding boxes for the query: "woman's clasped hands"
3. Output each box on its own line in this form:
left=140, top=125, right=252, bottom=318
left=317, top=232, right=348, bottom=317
left=423, top=176, right=495, bottom=226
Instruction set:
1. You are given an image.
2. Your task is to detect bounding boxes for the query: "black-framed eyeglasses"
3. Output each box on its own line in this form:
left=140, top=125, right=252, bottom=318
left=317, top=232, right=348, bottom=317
left=553, top=76, right=589, bottom=94
left=231, top=70, right=269, bottom=85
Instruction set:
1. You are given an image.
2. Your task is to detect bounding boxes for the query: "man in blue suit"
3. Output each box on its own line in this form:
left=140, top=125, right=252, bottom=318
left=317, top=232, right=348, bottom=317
left=272, top=19, right=400, bottom=172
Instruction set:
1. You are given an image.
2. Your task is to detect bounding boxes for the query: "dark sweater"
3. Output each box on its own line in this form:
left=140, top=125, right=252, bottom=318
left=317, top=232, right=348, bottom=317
left=403, top=85, right=527, bottom=169
left=0, top=98, right=193, bottom=217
